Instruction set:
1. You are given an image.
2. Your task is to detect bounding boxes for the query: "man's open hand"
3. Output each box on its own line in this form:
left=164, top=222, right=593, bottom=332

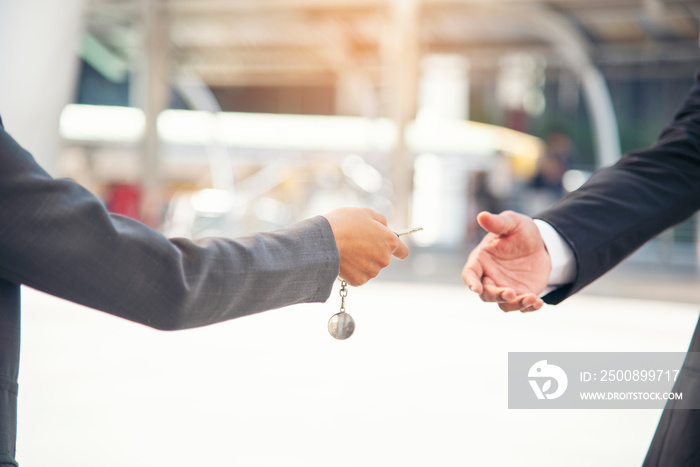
left=462, top=211, right=551, bottom=312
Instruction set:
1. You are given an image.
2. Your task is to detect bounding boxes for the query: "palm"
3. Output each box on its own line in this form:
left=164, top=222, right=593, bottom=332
left=476, top=229, right=550, bottom=295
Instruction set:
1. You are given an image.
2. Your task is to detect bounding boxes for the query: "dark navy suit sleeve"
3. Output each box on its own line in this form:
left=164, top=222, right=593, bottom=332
left=538, top=69, right=700, bottom=304
left=0, top=279, right=18, bottom=467
left=0, top=125, right=341, bottom=330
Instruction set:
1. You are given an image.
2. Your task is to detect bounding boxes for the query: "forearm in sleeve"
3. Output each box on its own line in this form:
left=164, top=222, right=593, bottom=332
left=537, top=69, right=700, bottom=304
left=0, top=126, right=340, bottom=330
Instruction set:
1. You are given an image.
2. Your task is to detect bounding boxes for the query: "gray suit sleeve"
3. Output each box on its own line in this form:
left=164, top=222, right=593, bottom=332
left=0, top=124, right=340, bottom=330
left=537, top=69, right=700, bottom=304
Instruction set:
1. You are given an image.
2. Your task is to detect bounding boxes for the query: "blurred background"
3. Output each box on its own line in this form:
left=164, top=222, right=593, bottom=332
left=2, top=0, right=700, bottom=466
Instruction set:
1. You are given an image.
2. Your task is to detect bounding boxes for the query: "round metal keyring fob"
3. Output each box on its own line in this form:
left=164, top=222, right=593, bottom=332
left=329, top=279, right=355, bottom=340
left=328, top=311, right=355, bottom=340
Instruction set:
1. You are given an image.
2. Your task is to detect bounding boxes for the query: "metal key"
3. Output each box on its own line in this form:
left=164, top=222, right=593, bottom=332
left=395, top=227, right=423, bottom=237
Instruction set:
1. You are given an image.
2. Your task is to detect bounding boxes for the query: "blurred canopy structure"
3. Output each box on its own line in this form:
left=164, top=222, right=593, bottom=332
left=78, top=0, right=700, bottom=225
left=84, top=0, right=700, bottom=88
left=1, top=0, right=699, bottom=232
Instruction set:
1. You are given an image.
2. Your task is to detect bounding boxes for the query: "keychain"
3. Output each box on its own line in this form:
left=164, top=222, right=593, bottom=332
left=328, top=278, right=354, bottom=340
left=328, top=227, right=422, bottom=340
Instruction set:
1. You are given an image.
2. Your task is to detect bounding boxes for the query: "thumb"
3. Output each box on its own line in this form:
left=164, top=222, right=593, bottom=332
left=477, top=211, right=521, bottom=236
left=392, top=238, right=409, bottom=260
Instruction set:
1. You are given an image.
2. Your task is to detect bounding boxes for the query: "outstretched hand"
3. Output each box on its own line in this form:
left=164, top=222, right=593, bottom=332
left=462, top=211, right=551, bottom=312
left=323, top=207, right=409, bottom=286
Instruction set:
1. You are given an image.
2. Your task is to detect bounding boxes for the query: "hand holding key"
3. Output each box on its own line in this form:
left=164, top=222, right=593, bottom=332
left=326, top=222, right=421, bottom=340
left=322, top=207, right=410, bottom=286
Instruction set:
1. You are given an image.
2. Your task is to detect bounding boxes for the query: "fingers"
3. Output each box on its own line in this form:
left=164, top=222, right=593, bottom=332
left=476, top=210, right=520, bottom=237
left=461, top=256, right=484, bottom=294
left=467, top=280, right=545, bottom=312
left=371, top=212, right=409, bottom=260
left=481, top=276, right=516, bottom=302
left=370, top=210, right=389, bottom=227
left=498, top=295, right=545, bottom=313
left=342, top=273, right=373, bottom=287
left=468, top=276, right=544, bottom=313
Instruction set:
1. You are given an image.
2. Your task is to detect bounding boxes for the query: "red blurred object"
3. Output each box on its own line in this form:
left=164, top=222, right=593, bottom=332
left=105, top=184, right=142, bottom=220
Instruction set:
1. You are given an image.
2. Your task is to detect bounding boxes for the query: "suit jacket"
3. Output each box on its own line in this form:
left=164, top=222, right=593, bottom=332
left=0, top=118, right=340, bottom=465
left=538, top=69, right=700, bottom=305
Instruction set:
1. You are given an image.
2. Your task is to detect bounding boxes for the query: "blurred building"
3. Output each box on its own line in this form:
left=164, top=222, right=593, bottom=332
left=1, top=0, right=698, bottom=262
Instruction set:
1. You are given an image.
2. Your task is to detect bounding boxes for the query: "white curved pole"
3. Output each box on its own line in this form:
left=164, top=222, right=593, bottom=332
left=515, top=6, right=622, bottom=167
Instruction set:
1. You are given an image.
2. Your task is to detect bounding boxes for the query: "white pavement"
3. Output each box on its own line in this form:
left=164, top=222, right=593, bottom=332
left=16, top=282, right=699, bottom=467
